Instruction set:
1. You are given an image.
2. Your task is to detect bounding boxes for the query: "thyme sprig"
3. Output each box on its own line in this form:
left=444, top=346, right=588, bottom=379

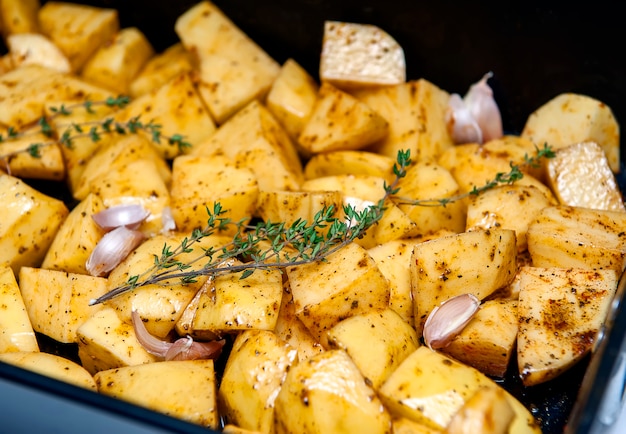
left=391, top=144, right=555, bottom=207
left=90, top=145, right=553, bottom=305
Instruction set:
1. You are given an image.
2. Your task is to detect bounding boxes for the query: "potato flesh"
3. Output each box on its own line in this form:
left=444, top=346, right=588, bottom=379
left=0, top=266, right=39, bottom=353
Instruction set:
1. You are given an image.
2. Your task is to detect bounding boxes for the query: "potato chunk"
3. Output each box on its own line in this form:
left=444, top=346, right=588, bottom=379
left=6, top=32, right=70, bottom=72
left=320, top=20, right=406, bottom=88
left=274, top=349, right=392, bottom=433
left=517, top=266, right=618, bottom=386
left=0, top=266, right=38, bottom=353
left=0, top=0, right=40, bottom=35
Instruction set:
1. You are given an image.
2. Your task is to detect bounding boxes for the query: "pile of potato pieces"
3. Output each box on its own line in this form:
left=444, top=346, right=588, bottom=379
left=0, top=1, right=625, bottom=433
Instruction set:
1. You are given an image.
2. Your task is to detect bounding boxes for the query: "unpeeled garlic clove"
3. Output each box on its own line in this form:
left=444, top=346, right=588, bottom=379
left=423, top=293, right=481, bottom=350
left=463, top=72, right=503, bottom=142
left=445, top=93, right=484, bottom=144
left=86, top=226, right=145, bottom=276
left=92, top=204, right=150, bottom=231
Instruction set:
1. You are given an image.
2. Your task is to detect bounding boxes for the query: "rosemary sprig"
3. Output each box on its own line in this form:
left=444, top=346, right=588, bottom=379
left=90, top=144, right=553, bottom=305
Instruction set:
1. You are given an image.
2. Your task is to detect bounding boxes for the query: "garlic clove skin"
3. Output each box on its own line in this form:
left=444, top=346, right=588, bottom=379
left=463, top=72, right=503, bottom=142
left=446, top=93, right=484, bottom=144
left=165, top=337, right=226, bottom=361
left=86, top=226, right=145, bottom=277
left=423, top=293, right=481, bottom=350
left=92, top=204, right=150, bottom=231
left=131, top=310, right=172, bottom=357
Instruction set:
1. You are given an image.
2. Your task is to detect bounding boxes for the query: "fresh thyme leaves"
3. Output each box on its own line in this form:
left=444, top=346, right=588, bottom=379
left=0, top=96, right=190, bottom=159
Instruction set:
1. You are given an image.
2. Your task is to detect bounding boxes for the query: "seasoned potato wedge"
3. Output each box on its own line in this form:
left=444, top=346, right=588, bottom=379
left=0, top=266, right=39, bottom=353
left=6, top=32, right=70, bottom=72
left=320, top=20, right=406, bottom=88
left=378, top=347, right=540, bottom=433
left=219, top=330, right=297, bottom=433
left=0, top=0, right=40, bottom=36
left=18, top=267, right=107, bottom=343
left=274, top=349, right=392, bottom=434
left=517, top=266, right=618, bottom=386
left=446, top=386, right=515, bottom=434
left=95, top=360, right=219, bottom=428
left=0, top=131, right=65, bottom=180
left=304, top=150, right=396, bottom=183
left=521, top=92, right=620, bottom=173
left=298, top=82, right=389, bottom=154
left=0, top=351, right=97, bottom=390
left=256, top=190, right=343, bottom=231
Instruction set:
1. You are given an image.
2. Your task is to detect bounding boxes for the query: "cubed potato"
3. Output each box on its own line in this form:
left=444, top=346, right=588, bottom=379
left=129, top=42, right=195, bottom=98
left=465, top=184, right=553, bottom=252
left=41, top=193, right=106, bottom=274
left=219, top=330, right=297, bottom=433
left=0, top=0, right=39, bottom=35
left=326, top=308, right=419, bottom=389
left=517, top=266, right=618, bottom=386
left=0, top=64, right=113, bottom=128
left=170, top=154, right=258, bottom=234
left=0, top=266, right=39, bottom=353
left=81, top=27, right=154, bottom=94
left=6, top=32, right=70, bottom=72
left=0, top=174, right=69, bottom=274
left=378, top=347, right=540, bottom=433
left=0, top=351, right=96, bottom=390
left=274, top=280, right=325, bottom=361
left=304, top=150, right=396, bottom=183
left=320, top=20, right=405, bottom=88
left=446, top=386, right=516, bottom=434
left=354, top=79, right=453, bottom=162
left=0, top=131, right=65, bottom=180
left=115, top=71, right=216, bottom=159
left=527, top=205, right=626, bottom=274
left=441, top=299, right=518, bottom=378
left=411, top=228, right=517, bottom=335
left=521, top=93, right=620, bottom=173
left=192, top=100, right=303, bottom=192
left=392, top=417, right=443, bottom=434
left=76, top=306, right=157, bottom=375
left=192, top=263, right=283, bottom=334
left=175, top=1, right=280, bottom=123
left=298, top=82, right=389, bottom=154
left=274, top=349, right=392, bottom=434
left=394, top=161, right=466, bottom=236
left=18, top=266, right=107, bottom=343
left=38, top=1, right=119, bottom=72
left=94, top=360, right=219, bottom=428
left=256, top=190, right=343, bottom=231
left=266, top=58, right=319, bottom=141
left=286, top=242, right=390, bottom=344
left=104, top=232, right=226, bottom=338
left=545, top=141, right=625, bottom=211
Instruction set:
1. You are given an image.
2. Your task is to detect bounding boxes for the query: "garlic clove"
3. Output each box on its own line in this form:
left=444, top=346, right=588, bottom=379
left=86, top=226, right=145, bottom=277
left=446, top=93, right=483, bottom=144
left=92, top=204, right=150, bottom=231
left=165, top=337, right=226, bottom=361
left=423, top=293, right=481, bottom=350
left=463, top=72, right=503, bottom=142
left=131, top=310, right=171, bottom=358
left=160, top=206, right=177, bottom=233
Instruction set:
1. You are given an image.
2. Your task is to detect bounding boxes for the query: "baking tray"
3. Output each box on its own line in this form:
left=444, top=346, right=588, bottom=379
left=1, top=1, right=625, bottom=432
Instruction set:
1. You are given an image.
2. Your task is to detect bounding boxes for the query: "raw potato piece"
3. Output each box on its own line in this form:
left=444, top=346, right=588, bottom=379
left=38, top=1, right=119, bottom=72
left=378, top=347, right=540, bottom=433
left=274, top=349, right=392, bottom=434
left=0, top=266, right=39, bottom=353
left=81, top=27, right=154, bottom=94
left=517, top=266, right=618, bottom=386
left=355, top=79, right=453, bottom=162
left=0, top=352, right=96, bottom=390
left=170, top=154, right=259, bottom=233
left=18, top=267, right=107, bottom=343
left=175, top=1, right=280, bottom=123
left=41, top=193, right=106, bottom=275
left=0, top=174, right=69, bottom=275
left=266, top=58, right=319, bottom=141
left=6, top=32, right=71, bottom=72
left=521, top=93, right=620, bottom=173
left=256, top=190, right=343, bottom=230
left=95, top=360, right=219, bottom=428
left=320, top=21, right=406, bottom=88
left=441, top=299, right=518, bottom=378
left=193, top=100, right=303, bottom=192
left=411, top=228, right=517, bottom=334
left=465, top=184, right=553, bottom=252
left=545, top=141, right=625, bottom=211
left=446, top=386, right=515, bottom=434
left=0, top=0, right=40, bottom=35
left=286, top=241, right=390, bottom=344
left=298, top=82, right=389, bottom=154
left=0, top=131, right=65, bottom=180
left=219, top=330, right=297, bottom=433
left=326, top=308, right=419, bottom=389
left=304, top=150, right=396, bottom=182
left=392, top=418, right=442, bottom=434
left=129, top=43, right=195, bottom=97
left=527, top=205, right=626, bottom=274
